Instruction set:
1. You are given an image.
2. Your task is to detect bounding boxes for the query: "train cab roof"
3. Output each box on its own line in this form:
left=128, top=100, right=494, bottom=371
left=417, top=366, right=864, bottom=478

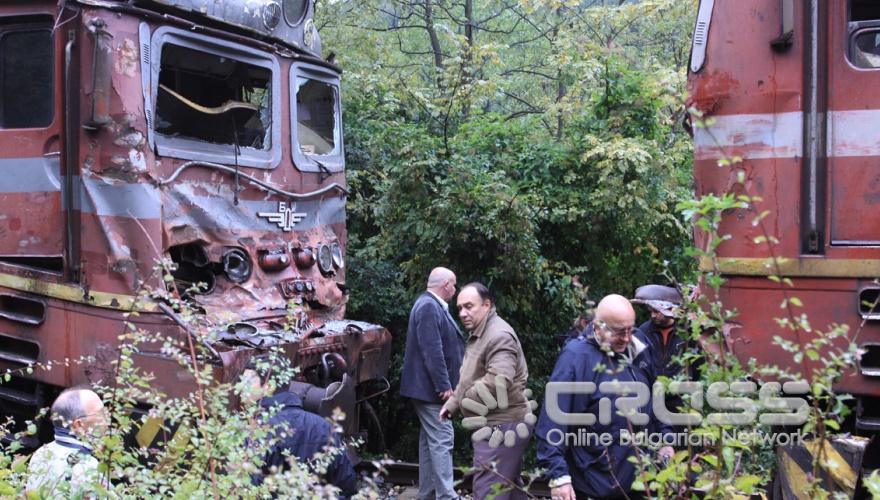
left=81, top=0, right=324, bottom=58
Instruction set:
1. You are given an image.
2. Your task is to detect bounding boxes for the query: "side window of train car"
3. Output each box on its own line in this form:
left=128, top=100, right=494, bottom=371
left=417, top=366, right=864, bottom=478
left=0, top=19, right=53, bottom=128
left=144, top=27, right=282, bottom=168
left=849, top=0, right=880, bottom=68
left=290, top=63, right=343, bottom=173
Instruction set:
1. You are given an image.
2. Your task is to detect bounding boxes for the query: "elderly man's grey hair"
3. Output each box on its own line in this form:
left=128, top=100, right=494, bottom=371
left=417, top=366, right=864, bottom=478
left=51, top=388, right=88, bottom=428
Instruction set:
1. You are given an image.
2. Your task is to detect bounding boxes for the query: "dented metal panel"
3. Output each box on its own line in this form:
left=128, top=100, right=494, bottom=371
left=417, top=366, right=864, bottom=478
left=0, top=0, right=391, bottom=441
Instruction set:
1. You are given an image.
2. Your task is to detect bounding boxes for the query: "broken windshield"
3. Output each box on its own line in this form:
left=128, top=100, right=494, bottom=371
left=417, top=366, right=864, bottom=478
left=155, top=43, right=271, bottom=149
left=295, top=77, right=337, bottom=156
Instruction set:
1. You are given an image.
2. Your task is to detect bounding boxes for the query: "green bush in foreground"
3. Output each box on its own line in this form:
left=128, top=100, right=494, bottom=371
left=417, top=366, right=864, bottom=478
left=0, top=264, right=382, bottom=499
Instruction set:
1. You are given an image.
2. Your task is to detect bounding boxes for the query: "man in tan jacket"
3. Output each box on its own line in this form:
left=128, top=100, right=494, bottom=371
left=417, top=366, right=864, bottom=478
left=440, top=282, right=532, bottom=500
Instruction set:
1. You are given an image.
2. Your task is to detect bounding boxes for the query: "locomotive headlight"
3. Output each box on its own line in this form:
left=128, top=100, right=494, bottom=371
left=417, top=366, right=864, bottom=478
left=283, top=0, right=309, bottom=25
left=293, top=247, right=316, bottom=269
left=222, top=248, right=252, bottom=283
left=317, top=243, right=334, bottom=275
left=330, top=242, right=344, bottom=269
left=263, top=2, right=282, bottom=30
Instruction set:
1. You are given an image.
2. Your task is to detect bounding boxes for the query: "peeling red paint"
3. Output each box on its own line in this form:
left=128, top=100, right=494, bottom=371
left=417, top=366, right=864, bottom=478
left=0, top=0, right=391, bottom=436
left=689, top=0, right=880, bottom=398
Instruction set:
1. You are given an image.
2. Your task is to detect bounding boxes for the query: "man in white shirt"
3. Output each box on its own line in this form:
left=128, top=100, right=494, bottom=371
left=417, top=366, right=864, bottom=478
left=27, top=387, right=108, bottom=497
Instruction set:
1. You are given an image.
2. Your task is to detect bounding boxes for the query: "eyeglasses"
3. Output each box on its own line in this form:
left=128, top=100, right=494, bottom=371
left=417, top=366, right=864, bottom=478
left=597, top=320, right=634, bottom=339
left=75, top=408, right=109, bottom=421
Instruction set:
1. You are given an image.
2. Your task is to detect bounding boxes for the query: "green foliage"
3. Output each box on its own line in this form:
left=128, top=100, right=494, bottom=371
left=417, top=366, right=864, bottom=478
left=0, top=263, right=367, bottom=498
left=865, top=470, right=880, bottom=499
left=327, top=0, right=697, bottom=460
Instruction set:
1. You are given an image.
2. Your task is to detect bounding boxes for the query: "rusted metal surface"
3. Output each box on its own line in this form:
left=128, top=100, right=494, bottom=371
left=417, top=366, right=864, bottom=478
left=0, top=0, right=392, bottom=439
left=688, top=1, right=880, bottom=398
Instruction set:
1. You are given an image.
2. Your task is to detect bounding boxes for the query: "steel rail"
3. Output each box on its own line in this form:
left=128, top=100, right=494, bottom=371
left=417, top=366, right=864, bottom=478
left=356, top=461, right=552, bottom=497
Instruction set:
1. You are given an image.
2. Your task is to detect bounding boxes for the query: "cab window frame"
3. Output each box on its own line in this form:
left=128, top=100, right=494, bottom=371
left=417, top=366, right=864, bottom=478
left=847, top=0, right=880, bottom=69
left=0, top=16, right=54, bottom=130
left=289, top=62, right=344, bottom=173
left=143, top=26, right=282, bottom=169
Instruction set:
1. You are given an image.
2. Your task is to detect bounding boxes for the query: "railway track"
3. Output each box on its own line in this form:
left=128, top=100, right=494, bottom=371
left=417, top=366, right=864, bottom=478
left=356, top=461, right=552, bottom=498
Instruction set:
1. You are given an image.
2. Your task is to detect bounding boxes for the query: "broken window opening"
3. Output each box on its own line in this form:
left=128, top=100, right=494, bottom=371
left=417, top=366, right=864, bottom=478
left=0, top=23, right=53, bottom=129
left=156, top=44, right=272, bottom=150
left=296, top=77, right=338, bottom=156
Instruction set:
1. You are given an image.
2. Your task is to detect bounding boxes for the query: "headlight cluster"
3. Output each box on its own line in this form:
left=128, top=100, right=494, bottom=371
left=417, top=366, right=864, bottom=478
left=316, top=242, right=344, bottom=275
left=222, top=248, right=252, bottom=283
left=317, top=244, right=334, bottom=275
left=294, top=242, right=344, bottom=276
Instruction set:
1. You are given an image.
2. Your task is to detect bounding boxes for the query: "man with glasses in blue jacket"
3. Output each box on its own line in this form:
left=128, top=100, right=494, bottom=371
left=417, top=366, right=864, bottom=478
left=536, top=294, right=674, bottom=500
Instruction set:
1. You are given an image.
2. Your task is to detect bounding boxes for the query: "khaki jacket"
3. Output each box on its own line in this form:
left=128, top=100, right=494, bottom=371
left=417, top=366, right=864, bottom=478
left=442, top=308, right=529, bottom=425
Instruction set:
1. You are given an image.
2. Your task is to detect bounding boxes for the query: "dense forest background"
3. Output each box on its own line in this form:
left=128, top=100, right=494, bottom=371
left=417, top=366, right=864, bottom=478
left=317, top=0, right=699, bottom=461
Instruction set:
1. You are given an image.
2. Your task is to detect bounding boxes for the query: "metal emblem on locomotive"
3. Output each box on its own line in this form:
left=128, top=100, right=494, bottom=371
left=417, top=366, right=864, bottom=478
left=258, top=201, right=308, bottom=231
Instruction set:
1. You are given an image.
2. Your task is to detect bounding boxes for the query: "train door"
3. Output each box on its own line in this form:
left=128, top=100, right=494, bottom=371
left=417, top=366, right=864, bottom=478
left=0, top=12, right=65, bottom=273
left=827, top=0, right=880, bottom=246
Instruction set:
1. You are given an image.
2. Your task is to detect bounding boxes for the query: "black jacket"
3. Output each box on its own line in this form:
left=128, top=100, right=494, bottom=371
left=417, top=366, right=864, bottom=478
left=259, top=392, right=357, bottom=497
left=400, top=292, right=465, bottom=403
left=536, top=327, right=673, bottom=499
left=635, top=319, right=697, bottom=382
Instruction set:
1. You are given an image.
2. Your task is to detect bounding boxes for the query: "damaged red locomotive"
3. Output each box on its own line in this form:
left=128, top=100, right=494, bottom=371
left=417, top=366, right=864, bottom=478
left=0, top=0, right=391, bottom=445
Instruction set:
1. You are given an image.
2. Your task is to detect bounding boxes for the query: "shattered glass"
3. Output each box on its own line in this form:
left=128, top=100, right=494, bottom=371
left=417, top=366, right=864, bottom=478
left=155, top=44, right=272, bottom=149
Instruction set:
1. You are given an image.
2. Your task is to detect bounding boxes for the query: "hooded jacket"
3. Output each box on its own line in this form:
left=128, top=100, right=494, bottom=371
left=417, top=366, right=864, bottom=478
left=535, top=326, right=673, bottom=499
left=635, top=319, right=688, bottom=381
left=258, top=392, right=357, bottom=497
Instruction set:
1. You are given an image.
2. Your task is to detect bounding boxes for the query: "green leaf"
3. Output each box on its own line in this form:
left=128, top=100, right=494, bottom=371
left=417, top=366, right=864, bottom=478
left=702, top=455, right=718, bottom=467
left=735, top=474, right=762, bottom=493
left=0, top=481, right=16, bottom=497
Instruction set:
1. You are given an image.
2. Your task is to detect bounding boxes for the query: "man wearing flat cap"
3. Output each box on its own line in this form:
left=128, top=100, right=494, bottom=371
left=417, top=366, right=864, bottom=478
left=631, top=284, right=688, bottom=383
